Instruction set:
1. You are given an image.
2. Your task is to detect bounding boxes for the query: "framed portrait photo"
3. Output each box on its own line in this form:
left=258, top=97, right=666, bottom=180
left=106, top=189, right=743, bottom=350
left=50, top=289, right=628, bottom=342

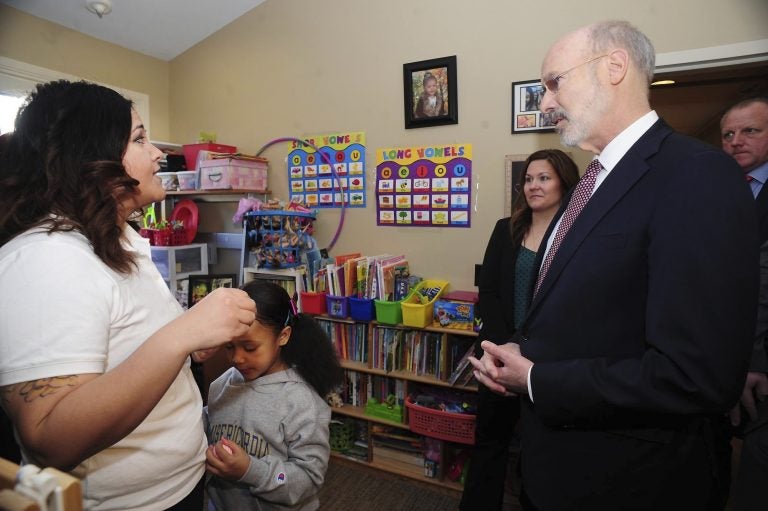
left=403, top=55, right=458, bottom=129
left=188, top=274, right=237, bottom=307
left=511, top=80, right=555, bottom=134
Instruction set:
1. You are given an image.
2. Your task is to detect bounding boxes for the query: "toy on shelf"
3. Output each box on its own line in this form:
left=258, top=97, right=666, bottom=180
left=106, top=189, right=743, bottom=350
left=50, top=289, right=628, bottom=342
left=244, top=199, right=316, bottom=269
left=446, top=448, right=471, bottom=483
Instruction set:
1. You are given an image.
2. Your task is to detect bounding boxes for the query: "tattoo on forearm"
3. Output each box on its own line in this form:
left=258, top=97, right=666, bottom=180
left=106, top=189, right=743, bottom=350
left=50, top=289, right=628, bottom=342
left=1, top=376, right=78, bottom=403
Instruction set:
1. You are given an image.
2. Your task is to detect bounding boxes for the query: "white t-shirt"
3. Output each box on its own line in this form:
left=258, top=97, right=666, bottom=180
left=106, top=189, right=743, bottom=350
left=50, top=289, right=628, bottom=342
left=0, top=224, right=206, bottom=511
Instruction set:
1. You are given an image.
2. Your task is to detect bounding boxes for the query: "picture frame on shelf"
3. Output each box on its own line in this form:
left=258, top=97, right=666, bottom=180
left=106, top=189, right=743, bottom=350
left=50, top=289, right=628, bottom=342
left=175, top=278, right=190, bottom=310
left=188, top=274, right=237, bottom=307
left=403, top=55, right=458, bottom=129
left=511, top=80, right=556, bottom=134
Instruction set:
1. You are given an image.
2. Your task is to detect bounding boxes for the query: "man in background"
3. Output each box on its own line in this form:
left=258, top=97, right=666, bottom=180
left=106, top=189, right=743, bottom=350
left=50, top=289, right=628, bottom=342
left=469, top=20, right=758, bottom=510
left=721, top=97, right=768, bottom=511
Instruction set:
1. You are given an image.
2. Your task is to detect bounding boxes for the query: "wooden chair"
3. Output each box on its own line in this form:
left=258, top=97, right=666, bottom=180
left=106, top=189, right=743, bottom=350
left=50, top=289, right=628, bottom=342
left=0, top=457, right=82, bottom=511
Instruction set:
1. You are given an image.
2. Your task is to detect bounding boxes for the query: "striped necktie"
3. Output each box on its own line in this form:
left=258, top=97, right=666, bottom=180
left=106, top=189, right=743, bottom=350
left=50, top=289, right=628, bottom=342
left=534, top=159, right=604, bottom=295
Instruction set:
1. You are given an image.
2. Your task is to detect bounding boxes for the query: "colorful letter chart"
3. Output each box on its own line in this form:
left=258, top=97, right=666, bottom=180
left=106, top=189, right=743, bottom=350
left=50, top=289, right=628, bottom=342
left=287, top=131, right=366, bottom=209
left=375, top=143, right=471, bottom=227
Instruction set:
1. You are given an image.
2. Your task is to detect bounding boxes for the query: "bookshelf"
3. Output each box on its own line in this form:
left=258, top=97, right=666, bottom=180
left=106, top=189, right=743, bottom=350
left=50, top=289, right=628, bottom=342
left=315, top=315, right=478, bottom=493
left=242, top=265, right=308, bottom=308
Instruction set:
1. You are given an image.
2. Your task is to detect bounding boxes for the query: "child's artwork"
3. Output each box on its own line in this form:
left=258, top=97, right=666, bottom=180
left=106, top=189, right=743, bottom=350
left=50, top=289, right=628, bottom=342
left=375, top=143, right=472, bottom=227
left=288, top=131, right=366, bottom=209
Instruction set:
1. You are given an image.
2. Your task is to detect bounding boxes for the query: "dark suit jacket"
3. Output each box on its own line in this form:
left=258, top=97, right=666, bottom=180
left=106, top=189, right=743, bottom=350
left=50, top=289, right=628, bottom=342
left=755, top=180, right=768, bottom=244
left=477, top=218, right=527, bottom=344
left=749, top=185, right=768, bottom=374
left=516, top=119, right=759, bottom=510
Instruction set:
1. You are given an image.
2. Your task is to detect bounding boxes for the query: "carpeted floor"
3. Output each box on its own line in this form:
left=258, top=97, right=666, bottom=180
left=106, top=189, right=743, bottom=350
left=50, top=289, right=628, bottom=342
left=318, top=458, right=462, bottom=511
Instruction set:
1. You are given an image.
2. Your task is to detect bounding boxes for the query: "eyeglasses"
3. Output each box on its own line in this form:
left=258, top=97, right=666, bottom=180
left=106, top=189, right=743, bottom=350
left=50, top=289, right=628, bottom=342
left=542, top=54, right=609, bottom=94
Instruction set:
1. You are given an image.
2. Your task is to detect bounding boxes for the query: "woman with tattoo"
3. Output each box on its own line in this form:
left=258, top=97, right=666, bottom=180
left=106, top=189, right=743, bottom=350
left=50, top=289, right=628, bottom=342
left=0, top=80, right=256, bottom=511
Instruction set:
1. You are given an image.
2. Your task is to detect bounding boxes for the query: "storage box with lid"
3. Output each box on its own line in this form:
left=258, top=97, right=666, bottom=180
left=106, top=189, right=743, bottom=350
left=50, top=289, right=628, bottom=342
left=200, top=157, right=269, bottom=191
left=182, top=143, right=237, bottom=171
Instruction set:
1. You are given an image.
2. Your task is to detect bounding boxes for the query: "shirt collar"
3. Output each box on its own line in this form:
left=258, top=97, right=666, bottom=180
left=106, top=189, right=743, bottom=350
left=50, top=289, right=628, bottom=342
left=597, top=110, right=659, bottom=171
left=122, top=223, right=151, bottom=256
left=747, top=160, right=768, bottom=184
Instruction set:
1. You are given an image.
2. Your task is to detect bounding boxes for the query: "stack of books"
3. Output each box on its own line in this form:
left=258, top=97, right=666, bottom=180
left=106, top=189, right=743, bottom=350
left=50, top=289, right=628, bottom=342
left=371, top=425, right=425, bottom=477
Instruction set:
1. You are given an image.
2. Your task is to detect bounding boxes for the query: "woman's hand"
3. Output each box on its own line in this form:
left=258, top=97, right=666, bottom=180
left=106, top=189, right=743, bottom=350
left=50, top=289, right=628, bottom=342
left=205, top=438, right=249, bottom=481
left=192, top=347, right=220, bottom=363
left=169, top=288, right=256, bottom=352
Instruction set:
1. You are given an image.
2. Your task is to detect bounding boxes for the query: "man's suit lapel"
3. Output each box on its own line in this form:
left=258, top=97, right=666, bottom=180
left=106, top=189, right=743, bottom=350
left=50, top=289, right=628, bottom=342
left=528, top=120, right=674, bottom=314
left=754, top=182, right=768, bottom=243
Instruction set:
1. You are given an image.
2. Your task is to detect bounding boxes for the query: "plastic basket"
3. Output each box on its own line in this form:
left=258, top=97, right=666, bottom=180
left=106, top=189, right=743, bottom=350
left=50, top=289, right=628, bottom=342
left=329, top=419, right=356, bottom=452
left=326, top=295, right=349, bottom=318
left=152, top=228, right=172, bottom=246
left=405, top=396, right=476, bottom=445
left=349, top=297, right=375, bottom=321
left=170, top=228, right=188, bottom=246
left=374, top=299, right=403, bottom=325
left=401, top=279, right=449, bottom=328
left=300, top=291, right=327, bottom=315
left=244, top=211, right=315, bottom=269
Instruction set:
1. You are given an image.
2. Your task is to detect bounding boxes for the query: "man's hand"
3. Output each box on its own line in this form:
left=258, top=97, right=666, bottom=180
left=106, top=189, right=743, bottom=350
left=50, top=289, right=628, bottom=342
left=730, top=371, right=768, bottom=426
left=468, top=341, right=533, bottom=397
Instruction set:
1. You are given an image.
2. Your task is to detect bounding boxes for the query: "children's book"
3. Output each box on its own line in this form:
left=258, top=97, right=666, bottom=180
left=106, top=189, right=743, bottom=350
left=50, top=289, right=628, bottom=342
left=352, top=256, right=369, bottom=298
left=376, top=254, right=405, bottom=301
left=392, top=262, right=411, bottom=301
left=448, top=343, right=476, bottom=386
left=334, top=252, right=362, bottom=266
left=381, top=258, right=409, bottom=302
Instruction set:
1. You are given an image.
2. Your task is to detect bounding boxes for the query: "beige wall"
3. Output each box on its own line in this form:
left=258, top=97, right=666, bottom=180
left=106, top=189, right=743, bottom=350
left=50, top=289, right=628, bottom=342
left=170, top=0, right=768, bottom=290
left=0, top=4, right=171, bottom=141
left=3, top=0, right=767, bottom=290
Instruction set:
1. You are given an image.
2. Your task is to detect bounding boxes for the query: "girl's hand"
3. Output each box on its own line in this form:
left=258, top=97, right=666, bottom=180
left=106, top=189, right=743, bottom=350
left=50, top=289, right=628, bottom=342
left=205, top=438, right=249, bottom=481
left=169, top=288, right=256, bottom=352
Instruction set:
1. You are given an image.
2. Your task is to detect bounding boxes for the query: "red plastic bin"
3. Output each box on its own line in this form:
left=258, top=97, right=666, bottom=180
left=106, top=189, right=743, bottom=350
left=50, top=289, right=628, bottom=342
left=405, top=396, right=476, bottom=445
left=300, top=291, right=327, bottom=315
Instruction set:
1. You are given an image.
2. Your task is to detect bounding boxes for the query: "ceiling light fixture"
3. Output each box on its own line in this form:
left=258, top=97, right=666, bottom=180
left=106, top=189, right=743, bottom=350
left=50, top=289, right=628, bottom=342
left=651, top=79, right=676, bottom=86
left=85, top=0, right=112, bottom=19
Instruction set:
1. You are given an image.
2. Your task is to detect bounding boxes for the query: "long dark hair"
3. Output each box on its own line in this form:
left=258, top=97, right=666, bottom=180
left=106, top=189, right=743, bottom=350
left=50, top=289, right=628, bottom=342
left=508, top=149, right=579, bottom=244
left=241, top=280, right=344, bottom=398
left=0, top=80, right=140, bottom=273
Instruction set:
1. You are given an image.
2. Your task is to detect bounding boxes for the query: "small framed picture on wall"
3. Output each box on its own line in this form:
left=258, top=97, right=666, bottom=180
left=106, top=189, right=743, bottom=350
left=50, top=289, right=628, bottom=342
left=188, top=274, right=237, bottom=307
left=403, top=55, right=458, bottom=129
left=511, top=80, right=556, bottom=134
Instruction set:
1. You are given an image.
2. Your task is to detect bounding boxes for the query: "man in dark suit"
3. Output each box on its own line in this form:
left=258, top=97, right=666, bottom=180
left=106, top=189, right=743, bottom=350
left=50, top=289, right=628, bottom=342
left=721, top=97, right=768, bottom=511
left=469, top=20, right=758, bottom=510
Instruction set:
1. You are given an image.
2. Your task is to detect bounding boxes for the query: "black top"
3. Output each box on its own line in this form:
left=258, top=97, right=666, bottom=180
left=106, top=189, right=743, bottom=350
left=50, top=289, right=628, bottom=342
left=477, top=217, right=535, bottom=345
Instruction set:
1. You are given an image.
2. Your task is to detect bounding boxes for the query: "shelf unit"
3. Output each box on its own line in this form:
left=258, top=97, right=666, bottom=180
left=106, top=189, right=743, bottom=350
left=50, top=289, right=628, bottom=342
left=242, top=265, right=308, bottom=308
left=152, top=190, right=271, bottom=284
left=313, top=314, right=478, bottom=493
left=150, top=243, right=208, bottom=307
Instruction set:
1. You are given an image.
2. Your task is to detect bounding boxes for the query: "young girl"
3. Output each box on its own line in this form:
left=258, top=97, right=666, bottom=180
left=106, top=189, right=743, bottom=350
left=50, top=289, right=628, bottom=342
left=203, top=280, right=344, bottom=511
left=414, top=71, right=446, bottom=118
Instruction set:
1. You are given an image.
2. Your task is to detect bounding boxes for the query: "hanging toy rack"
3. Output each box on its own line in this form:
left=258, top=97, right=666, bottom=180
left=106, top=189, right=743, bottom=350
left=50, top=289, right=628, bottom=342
left=243, top=209, right=315, bottom=269
left=255, top=137, right=346, bottom=253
